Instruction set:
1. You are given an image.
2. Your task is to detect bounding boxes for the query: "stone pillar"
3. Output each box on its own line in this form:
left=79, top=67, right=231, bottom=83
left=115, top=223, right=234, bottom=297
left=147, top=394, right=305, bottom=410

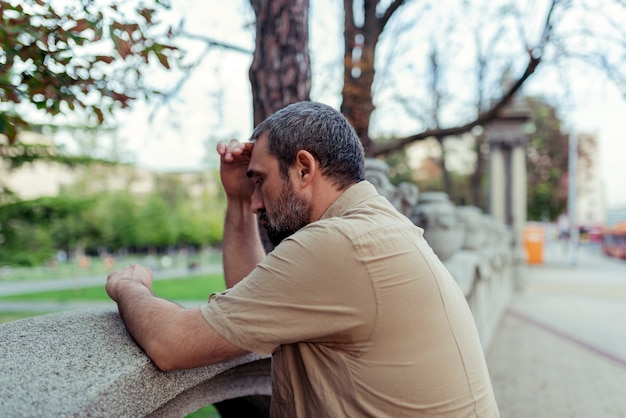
left=489, top=147, right=507, bottom=224
left=485, top=98, right=531, bottom=289
left=511, top=145, right=527, bottom=251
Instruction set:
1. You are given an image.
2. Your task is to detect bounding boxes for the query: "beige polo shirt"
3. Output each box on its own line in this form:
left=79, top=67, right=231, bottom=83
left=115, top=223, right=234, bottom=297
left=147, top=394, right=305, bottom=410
left=201, top=181, right=499, bottom=417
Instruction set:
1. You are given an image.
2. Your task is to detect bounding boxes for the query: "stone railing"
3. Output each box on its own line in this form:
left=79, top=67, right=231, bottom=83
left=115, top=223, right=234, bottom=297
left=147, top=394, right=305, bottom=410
left=0, top=308, right=271, bottom=417
left=0, top=160, right=517, bottom=416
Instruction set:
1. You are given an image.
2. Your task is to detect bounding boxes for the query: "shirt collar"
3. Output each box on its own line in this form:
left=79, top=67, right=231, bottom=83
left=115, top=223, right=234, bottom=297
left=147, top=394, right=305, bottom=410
left=321, top=181, right=379, bottom=220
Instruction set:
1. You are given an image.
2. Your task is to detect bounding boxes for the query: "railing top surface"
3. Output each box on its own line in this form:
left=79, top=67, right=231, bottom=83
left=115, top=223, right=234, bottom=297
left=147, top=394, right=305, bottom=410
left=0, top=308, right=269, bottom=417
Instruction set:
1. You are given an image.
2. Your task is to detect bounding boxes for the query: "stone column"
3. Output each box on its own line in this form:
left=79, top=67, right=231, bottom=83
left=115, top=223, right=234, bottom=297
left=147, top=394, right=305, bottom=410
left=485, top=98, right=531, bottom=289
left=489, top=146, right=507, bottom=224
left=511, top=145, right=527, bottom=249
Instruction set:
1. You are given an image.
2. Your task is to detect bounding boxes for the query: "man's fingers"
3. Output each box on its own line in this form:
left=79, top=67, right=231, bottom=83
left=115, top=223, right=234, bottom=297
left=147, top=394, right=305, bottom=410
left=217, top=139, right=242, bottom=154
left=217, top=140, right=254, bottom=162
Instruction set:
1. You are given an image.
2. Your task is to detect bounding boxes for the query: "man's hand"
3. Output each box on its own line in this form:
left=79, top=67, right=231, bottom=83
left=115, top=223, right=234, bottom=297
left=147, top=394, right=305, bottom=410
left=106, top=264, right=153, bottom=302
left=217, top=139, right=265, bottom=287
left=217, top=139, right=255, bottom=201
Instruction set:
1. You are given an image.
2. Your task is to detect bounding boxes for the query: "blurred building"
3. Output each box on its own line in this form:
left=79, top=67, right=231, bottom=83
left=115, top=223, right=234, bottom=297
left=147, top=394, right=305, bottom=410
left=2, top=132, right=66, bottom=198
left=1, top=132, right=218, bottom=200
left=575, top=133, right=607, bottom=228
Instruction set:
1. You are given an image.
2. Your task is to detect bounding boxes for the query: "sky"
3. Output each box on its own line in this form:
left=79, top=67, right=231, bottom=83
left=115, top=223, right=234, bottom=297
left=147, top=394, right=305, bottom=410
left=65, top=0, right=626, bottom=210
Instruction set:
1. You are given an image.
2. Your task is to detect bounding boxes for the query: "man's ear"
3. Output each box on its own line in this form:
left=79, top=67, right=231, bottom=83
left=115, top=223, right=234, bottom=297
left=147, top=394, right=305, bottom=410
left=295, top=150, right=317, bottom=186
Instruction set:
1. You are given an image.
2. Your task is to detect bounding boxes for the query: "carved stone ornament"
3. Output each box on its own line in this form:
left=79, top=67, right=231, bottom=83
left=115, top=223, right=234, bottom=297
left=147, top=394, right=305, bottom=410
left=410, top=192, right=464, bottom=261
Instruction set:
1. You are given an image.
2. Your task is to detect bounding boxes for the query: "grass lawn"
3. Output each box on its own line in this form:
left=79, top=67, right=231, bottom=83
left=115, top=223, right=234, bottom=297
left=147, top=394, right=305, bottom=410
left=186, top=405, right=221, bottom=418
left=0, top=312, right=49, bottom=324
left=0, top=273, right=227, bottom=325
left=0, top=273, right=226, bottom=302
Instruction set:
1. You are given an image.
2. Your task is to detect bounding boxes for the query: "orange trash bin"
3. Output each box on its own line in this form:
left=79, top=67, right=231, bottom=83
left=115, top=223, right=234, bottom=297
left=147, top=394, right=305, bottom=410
left=523, top=225, right=545, bottom=264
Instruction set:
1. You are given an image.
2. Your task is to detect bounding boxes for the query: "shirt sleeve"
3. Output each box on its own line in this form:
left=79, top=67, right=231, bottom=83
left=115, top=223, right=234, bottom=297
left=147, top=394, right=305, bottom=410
left=201, top=221, right=377, bottom=355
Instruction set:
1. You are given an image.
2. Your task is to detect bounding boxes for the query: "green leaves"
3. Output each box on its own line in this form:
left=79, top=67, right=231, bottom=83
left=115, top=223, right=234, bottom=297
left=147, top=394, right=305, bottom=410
left=0, top=167, right=226, bottom=266
left=0, top=113, right=28, bottom=144
left=0, top=0, right=181, bottom=143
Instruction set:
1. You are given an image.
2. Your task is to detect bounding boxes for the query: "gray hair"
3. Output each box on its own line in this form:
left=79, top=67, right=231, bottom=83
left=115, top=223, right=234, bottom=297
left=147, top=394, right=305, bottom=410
left=250, top=101, right=365, bottom=190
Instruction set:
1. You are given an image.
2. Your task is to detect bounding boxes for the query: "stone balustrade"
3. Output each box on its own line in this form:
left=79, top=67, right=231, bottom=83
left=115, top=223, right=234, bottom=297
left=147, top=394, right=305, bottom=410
left=0, top=160, right=517, bottom=416
left=0, top=309, right=271, bottom=417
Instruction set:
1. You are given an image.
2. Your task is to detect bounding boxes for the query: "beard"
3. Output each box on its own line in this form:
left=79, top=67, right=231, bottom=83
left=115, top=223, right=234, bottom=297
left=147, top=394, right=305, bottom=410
left=260, top=180, right=312, bottom=247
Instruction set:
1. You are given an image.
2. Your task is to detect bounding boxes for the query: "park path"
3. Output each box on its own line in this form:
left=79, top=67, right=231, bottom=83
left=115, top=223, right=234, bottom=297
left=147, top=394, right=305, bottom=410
left=486, top=244, right=626, bottom=417
left=0, top=264, right=223, bottom=312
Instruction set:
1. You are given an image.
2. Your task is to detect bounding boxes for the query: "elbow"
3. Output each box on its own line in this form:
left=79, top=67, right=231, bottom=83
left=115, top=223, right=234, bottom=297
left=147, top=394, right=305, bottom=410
left=152, top=357, right=177, bottom=372
left=148, top=347, right=186, bottom=372
left=143, top=336, right=181, bottom=372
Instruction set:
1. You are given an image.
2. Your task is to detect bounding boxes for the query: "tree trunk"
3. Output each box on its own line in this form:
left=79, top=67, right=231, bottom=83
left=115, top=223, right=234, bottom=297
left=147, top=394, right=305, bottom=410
left=249, top=0, right=311, bottom=125
left=341, top=0, right=379, bottom=155
left=340, top=0, right=407, bottom=155
left=249, top=0, right=312, bottom=253
left=438, top=139, right=453, bottom=196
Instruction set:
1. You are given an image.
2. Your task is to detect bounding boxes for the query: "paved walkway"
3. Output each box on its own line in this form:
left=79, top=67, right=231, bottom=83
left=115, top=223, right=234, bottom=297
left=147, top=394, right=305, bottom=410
left=486, top=244, right=626, bottom=417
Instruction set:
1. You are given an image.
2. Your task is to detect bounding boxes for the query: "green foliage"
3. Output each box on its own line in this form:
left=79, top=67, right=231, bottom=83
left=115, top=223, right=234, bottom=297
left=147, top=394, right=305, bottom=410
left=525, top=97, right=569, bottom=221
left=1, top=228, right=44, bottom=266
left=0, top=140, right=116, bottom=170
left=186, top=405, right=220, bottom=418
left=137, top=193, right=178, bottom=248
left=384, top=149, right=415, bottom=186
left=0, top=0, right=180, bottom=142
left=94, top=190, right=141, bottom=249
left=175, top=200, right=224, bottom=247
left=0, top=195, right=97, bottom=265
left=0, top=168, right=227, bottom=266
left=0, top=195, right=95, bottom=222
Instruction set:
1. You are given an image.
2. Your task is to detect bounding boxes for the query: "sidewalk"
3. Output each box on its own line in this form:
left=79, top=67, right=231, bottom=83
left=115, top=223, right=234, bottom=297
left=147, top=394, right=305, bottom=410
left=486, top=245, right=626, bottom=417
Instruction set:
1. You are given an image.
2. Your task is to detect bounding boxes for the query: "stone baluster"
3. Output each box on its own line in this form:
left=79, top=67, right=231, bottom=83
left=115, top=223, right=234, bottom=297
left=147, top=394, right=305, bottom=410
left=409, top=192, right=464, bottom=262
left=364, top=158, right=419, bottom=217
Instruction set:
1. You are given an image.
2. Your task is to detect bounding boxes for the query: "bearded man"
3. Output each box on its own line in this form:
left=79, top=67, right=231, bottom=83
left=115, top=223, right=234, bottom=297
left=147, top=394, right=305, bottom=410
left=106, top=101, right=499, bottom=417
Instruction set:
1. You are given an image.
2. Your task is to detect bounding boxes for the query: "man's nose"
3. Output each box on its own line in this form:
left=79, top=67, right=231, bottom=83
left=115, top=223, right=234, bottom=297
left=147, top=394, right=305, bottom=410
left=250, top=187, right=265, bottom=214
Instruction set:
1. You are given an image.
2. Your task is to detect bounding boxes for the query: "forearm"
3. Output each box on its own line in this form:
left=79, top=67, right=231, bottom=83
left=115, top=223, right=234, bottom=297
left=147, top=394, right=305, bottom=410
left=222, top=197, right=265, bottom=288
left=114, top=282, right=184, bottom=368
left=113, top=281, right=247, bottom=371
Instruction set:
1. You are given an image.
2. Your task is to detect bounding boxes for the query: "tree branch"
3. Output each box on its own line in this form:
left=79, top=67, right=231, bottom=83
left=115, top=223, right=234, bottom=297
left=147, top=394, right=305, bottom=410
left=379, top=0, right=407, bottom=31
left=370, top=0, right=560, bottom=157
left=371, top=50, right=542, bottom=156
left=178, top=32, right=253, bottom=55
